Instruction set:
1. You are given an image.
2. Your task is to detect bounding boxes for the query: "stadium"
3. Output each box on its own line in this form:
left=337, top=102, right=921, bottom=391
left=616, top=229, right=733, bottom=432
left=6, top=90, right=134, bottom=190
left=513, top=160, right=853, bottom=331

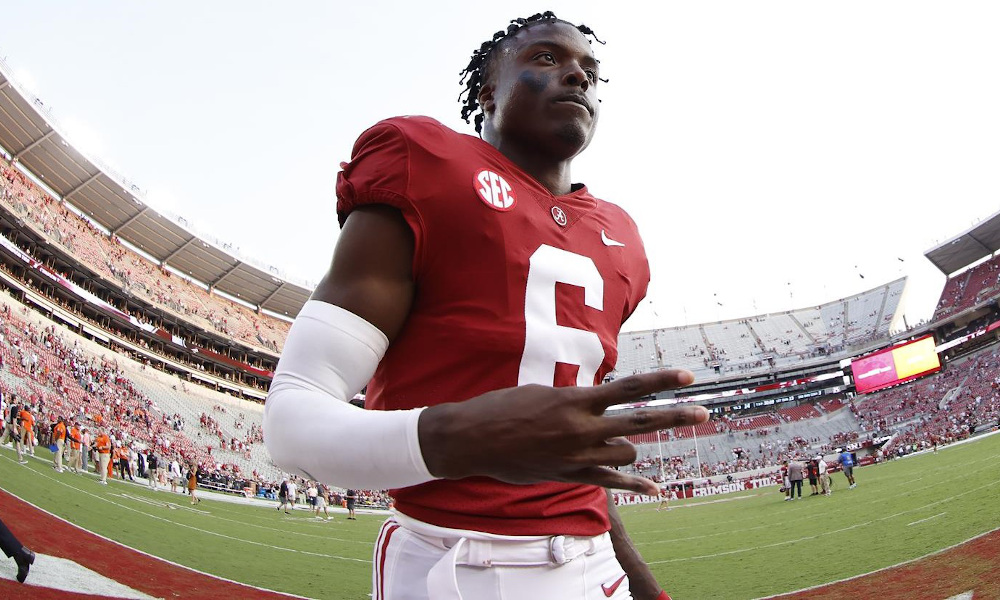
left=1, top=7, right=1000, bottom=600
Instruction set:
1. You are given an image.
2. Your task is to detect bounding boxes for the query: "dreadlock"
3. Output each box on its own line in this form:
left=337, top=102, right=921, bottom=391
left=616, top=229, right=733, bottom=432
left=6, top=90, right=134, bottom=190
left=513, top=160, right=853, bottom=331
left=458, top=11, right=605, bottom=134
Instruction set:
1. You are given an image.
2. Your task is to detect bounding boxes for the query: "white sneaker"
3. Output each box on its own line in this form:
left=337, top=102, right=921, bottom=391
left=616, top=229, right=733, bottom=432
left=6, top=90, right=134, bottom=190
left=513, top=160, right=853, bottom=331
left=850, top=484, right=857, bottom=489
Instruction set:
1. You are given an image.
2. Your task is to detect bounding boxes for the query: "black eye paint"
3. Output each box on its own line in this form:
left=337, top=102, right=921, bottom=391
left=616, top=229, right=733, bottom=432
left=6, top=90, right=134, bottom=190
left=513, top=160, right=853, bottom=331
left=518, top=70, right=549, bottom=93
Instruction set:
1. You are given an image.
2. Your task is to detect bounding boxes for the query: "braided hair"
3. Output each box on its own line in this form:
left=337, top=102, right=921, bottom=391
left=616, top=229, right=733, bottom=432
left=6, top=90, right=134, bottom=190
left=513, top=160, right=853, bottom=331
left=458, top=11, right=605, bottom=134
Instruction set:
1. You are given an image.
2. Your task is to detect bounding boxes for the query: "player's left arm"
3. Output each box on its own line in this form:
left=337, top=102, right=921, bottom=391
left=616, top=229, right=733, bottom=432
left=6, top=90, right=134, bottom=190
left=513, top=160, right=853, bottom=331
left=606, top=489, right=667, bottom=600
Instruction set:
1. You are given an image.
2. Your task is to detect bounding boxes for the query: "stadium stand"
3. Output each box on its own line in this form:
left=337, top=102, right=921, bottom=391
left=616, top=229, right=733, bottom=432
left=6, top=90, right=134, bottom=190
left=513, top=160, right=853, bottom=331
left=0, top=289, right=282, bottom=486
left=1, top=159, right=292, bottom=356
left=621, top=338, right=1000, bottom=483
left=614, top=279, right=906, bottom=382
left=932, top=254, right=1000, bottom=321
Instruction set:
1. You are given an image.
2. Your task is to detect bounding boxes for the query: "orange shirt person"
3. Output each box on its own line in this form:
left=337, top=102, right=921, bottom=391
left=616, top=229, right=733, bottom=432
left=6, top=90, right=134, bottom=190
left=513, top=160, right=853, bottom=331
left=52, top=419, right=67, bottom=472
left=68, top=424, right=83, bottom=473
left=16, top=409, right=34, bottom=462
left=93, top=432, right=112, bottom=485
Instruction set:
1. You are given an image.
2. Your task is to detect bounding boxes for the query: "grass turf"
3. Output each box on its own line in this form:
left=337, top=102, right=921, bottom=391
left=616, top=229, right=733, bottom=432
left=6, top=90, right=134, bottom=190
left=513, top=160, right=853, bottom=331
left=1, top=432, right=998, bottom=600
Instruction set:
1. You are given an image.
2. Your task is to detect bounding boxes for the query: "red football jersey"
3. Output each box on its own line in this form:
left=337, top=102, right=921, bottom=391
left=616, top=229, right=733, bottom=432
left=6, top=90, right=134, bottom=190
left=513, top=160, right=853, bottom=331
left=336, top=116, right=650, bottom=536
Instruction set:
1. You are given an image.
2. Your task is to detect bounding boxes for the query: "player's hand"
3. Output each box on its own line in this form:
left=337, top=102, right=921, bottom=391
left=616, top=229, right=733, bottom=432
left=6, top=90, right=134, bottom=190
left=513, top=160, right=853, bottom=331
left=418, top=369, right=707, bottom=495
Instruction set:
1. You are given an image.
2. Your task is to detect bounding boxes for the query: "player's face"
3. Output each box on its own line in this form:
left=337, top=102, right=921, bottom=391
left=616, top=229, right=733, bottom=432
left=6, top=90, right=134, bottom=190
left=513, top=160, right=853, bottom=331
left=482, top=22, right=600, bottom=159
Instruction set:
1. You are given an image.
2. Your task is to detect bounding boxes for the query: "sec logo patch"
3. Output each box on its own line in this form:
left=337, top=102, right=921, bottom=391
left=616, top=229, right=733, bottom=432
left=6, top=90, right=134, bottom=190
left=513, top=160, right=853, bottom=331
left=474, top=169, right=516, bottom=211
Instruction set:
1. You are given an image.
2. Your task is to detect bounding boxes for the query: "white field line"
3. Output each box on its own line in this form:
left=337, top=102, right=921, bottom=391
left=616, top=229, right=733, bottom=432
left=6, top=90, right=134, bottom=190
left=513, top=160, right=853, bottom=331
left=117, top=492, right=209, bottom=514
left=178, top=495, right=373, bottom=545
left=9, top=449, right=371, bottom=545
left=635, top=449, right=1000, bottom=543
left=0, top=453, right=371, bottom=565
left=647, top=478, right=1000, bottom=564
left=0, top=474, right=313, bottom=598
left=908, top=512, right=946, bottom=527
left=756, top=526, right=1000, bottom=600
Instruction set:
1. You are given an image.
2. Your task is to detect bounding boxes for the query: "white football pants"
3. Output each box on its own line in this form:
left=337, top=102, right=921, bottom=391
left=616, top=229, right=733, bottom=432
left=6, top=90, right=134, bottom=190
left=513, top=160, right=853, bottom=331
left=372, top=513, right=633, bottom=600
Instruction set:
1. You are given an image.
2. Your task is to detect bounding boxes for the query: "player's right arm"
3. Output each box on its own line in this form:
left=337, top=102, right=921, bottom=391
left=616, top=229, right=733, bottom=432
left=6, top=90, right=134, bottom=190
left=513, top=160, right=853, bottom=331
left=263, top=120, right=708, bottom=494
left=263, top=200, right=707, bottom=493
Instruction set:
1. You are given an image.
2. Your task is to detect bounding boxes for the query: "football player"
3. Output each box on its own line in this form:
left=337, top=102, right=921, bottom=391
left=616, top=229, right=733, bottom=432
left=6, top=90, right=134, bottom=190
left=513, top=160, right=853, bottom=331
left=264, top=12, right=708, bottom=600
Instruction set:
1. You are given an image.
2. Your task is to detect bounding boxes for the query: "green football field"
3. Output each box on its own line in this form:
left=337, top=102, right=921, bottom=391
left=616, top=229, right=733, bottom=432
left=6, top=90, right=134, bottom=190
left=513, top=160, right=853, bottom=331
left=1, top=432, right=998, bottom=600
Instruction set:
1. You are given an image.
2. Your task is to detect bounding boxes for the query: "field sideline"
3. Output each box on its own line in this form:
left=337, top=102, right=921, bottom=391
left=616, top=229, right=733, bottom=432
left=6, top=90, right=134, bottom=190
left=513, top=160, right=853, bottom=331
left=0, top=432, right=998, bottom=599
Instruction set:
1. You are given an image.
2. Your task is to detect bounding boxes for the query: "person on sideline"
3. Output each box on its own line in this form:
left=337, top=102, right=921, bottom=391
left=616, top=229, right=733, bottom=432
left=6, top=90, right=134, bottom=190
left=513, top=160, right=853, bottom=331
left=147, top=450, right=159, bottom=490
left=787, top=457, right=805, bottom=500
left=16, top=405, right=35, bottom=463
left=656, top=485, right=674, bottom=512
left=277, top=479, right=291, bottom=514
left=816, top=455, right=831, bottom=496
left=51, top=416, right=67, bottom=472
left=839, top=449, right=857, bottom=488
left=187, top=464, right=200, bottom=504
left=263, top=12, right=707, bottom=600
left=345, top=489, right=357, bottom=520
left=169, top=457, right=183, bottom=493
left=92, top=430, right=112, bottom=485
left=67, top=421, right=83, bottom=474
left=314, top=483, right=332, bottom=521
left=79, top=427, right=91, bottom=473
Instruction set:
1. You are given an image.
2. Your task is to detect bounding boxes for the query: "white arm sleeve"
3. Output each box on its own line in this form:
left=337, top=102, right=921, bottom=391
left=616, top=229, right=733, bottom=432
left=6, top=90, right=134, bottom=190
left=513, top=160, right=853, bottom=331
left=263, top=300, right=436, bottom=489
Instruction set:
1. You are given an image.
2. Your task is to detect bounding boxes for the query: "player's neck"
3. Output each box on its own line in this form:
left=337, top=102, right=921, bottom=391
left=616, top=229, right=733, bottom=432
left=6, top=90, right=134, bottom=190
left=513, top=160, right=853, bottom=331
left=500, top=145, right=574, bottom=195
left=485, top=133, right=576, bottom=196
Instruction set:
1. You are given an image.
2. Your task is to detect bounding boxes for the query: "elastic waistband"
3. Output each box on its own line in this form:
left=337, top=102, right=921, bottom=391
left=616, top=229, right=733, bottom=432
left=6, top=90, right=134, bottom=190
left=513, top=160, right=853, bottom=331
left=389, top=513, right=609, bottom=600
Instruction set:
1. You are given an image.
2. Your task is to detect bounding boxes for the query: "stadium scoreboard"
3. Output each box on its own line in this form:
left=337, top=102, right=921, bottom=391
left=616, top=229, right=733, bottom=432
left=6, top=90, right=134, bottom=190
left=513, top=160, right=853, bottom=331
left=849, top=334, right=941, bottom=394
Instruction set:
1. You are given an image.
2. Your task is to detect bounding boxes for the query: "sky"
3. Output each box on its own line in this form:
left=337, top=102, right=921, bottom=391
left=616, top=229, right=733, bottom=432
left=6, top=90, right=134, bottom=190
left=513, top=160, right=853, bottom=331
left=1, top=1, right=998, bottom=333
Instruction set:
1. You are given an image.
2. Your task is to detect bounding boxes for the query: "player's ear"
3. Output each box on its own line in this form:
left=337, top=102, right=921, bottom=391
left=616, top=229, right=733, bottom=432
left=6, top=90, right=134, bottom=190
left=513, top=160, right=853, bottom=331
left=478, top=84, right=496, bottom=115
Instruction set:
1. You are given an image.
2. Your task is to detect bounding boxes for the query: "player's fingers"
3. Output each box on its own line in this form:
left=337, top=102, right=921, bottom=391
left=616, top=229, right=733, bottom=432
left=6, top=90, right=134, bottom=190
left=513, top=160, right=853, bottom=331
left=573, top=436, right=637, bottom=467
left=566, top=466, right=660, bottom=496
left=584, top=370, right=695, bottom=410
left=596, top=405, right=709, bottom=440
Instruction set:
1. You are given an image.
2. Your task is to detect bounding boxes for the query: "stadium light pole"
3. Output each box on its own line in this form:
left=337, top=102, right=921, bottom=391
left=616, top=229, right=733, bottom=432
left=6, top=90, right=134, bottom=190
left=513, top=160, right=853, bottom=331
left=693, top=424, right=702, bottom=477
left=656, top=429, right=666, bottom=483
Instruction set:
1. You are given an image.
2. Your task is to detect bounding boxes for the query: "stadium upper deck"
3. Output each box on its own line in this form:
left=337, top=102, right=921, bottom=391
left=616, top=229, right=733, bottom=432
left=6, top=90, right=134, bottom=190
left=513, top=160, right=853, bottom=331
left=0, top=61, right=306, bottom=339
left=614, top=278, right=905, bottom=382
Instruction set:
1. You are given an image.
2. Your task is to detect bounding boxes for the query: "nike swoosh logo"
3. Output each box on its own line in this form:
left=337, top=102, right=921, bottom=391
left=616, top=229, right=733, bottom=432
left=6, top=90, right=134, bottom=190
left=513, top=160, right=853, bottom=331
left=601, top=230, right=625, bottom=247
left=602, top=573, right=628, bottom=597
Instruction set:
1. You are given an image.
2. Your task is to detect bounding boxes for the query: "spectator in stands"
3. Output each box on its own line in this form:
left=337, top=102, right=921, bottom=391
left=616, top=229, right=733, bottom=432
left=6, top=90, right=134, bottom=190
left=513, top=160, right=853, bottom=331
left=0, top=516, right=34, bottom=584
